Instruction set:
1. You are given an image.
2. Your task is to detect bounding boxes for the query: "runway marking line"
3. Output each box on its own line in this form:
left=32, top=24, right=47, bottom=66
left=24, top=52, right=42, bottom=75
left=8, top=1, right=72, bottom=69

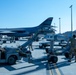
left=48, top=63, right=53, bottom=75
left=53, top=63, right=61, bottom=75
left=48, top=63, right=61, bottom=75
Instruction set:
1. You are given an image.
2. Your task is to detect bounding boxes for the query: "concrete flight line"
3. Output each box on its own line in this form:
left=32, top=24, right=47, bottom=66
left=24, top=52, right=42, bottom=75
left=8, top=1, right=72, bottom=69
left=48, top=63, right=61, bottom=75
left=47, top=63, right=53, bottom=75
left=53, top=63, right=61, bottom=75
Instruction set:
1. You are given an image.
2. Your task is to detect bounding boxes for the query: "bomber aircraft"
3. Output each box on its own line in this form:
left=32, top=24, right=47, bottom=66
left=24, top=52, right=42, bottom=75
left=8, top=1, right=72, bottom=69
left=0, top=17, right=54, bottom=39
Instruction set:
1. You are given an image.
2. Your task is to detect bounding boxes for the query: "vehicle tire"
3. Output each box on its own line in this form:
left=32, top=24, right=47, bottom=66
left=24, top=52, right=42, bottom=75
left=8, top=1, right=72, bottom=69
left=64, top=51, right=74, bottom=58
left=45, top=48, right=49, bottom=53
left=39, top=46, right=43, bottom=48
left=3, top=40, right=6, bottom=43
left=51, top=55, right=58, bottom=63
left=48, top=55, right=58, bottom=63
left=8, top=56, right=16, bottom=65
left=64, top=52, right=69, bottom=58
left=43, top=45, right=46, bottom=48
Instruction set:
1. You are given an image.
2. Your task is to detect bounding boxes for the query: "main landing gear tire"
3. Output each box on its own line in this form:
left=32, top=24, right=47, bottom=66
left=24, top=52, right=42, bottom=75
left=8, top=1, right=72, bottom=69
left=8, top=56, right=16, bottom=65
left=48, top=55, right=58, bottom=63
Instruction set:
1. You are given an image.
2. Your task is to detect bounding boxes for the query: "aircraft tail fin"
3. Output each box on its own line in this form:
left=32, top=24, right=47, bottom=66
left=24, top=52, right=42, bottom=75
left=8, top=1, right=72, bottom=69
left=38, top=17, right=53, bottom=29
